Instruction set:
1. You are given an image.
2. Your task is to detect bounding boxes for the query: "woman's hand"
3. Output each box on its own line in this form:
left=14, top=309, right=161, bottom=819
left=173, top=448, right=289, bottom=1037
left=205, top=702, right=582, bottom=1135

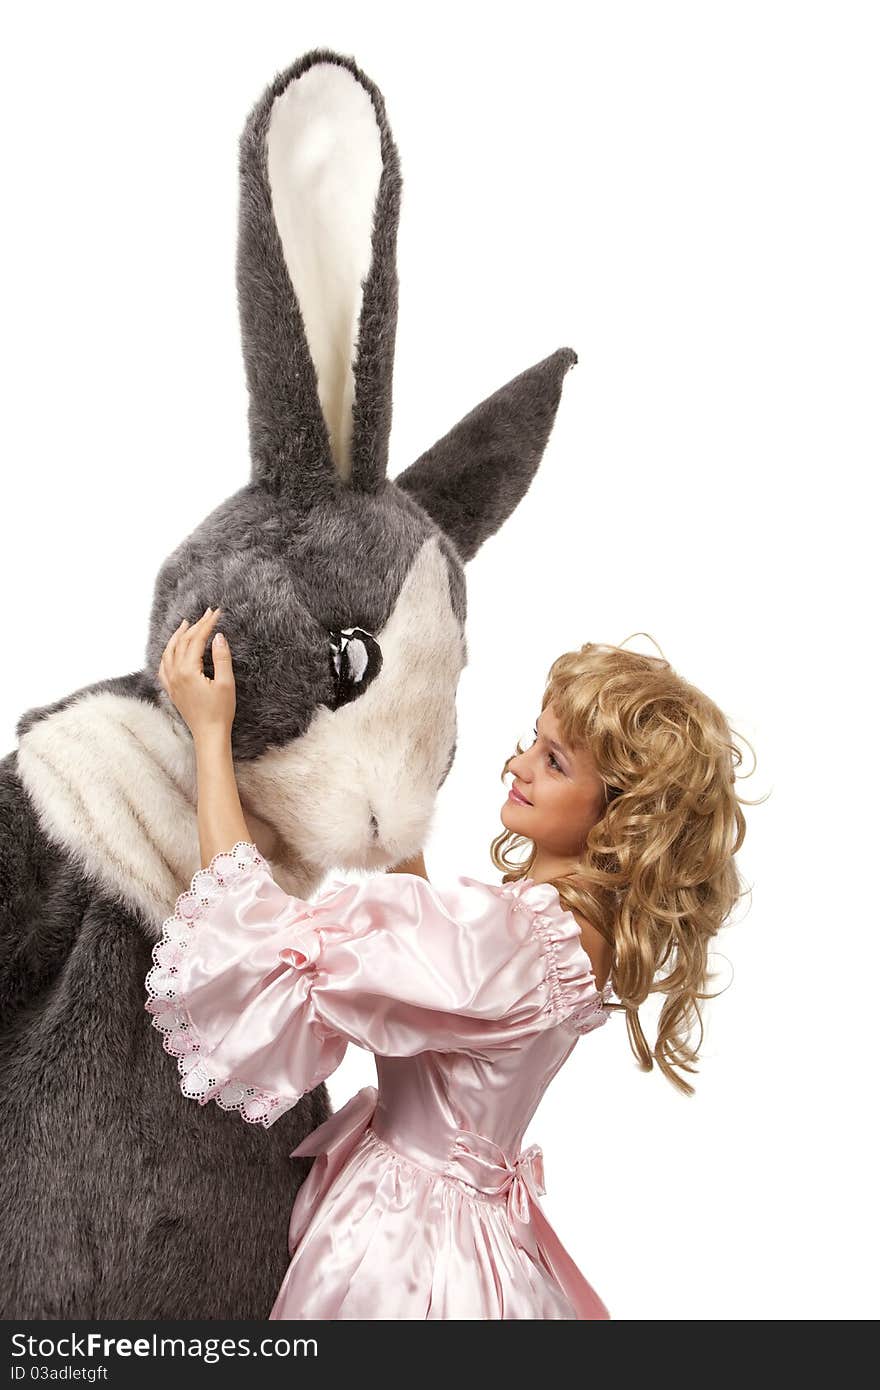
left=157, top=607, right=236, bottom=742
left=385, top=850, right=430, bottom=881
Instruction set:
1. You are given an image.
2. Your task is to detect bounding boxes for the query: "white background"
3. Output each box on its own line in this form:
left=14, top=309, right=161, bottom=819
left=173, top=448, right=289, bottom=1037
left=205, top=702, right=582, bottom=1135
left=1, top=2, right=876, bottom=1320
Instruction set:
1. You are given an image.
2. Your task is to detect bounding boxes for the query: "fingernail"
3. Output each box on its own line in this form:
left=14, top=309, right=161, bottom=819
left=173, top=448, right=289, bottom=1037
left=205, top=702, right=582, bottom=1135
left=214, top=632, right=226, bottom=647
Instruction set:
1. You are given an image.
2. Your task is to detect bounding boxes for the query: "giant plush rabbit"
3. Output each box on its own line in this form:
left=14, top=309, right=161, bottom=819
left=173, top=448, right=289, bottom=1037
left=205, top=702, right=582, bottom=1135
left=0, top=47, right=577, bottom=1319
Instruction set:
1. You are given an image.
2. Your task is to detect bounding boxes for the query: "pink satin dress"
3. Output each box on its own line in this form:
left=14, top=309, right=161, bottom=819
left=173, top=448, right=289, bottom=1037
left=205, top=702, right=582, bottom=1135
left=145, top=840, right=615, bottom=1320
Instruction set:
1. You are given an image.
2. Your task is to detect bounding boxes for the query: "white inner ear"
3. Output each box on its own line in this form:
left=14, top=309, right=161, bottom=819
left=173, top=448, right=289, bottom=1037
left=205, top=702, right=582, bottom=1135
left=266, top=63, right=383, bottom=484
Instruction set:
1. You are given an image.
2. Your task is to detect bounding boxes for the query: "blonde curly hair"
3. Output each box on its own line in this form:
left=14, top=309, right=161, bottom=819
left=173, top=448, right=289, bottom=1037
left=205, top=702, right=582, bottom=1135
left=490, top=636, right=761, bottom=1097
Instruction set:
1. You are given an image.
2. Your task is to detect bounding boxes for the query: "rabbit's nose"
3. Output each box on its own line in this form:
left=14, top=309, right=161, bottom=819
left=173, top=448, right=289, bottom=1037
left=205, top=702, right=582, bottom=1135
left=368, top=810, right=379, bottom=838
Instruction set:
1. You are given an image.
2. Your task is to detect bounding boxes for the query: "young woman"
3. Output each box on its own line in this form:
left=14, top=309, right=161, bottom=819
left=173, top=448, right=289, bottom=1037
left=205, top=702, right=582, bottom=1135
left=146, top=607, right=752, bottom=1320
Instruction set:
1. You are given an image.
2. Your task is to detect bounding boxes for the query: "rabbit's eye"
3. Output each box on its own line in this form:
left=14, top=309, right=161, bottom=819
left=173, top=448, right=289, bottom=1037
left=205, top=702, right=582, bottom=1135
left=327, top=627, right=383, bottom=709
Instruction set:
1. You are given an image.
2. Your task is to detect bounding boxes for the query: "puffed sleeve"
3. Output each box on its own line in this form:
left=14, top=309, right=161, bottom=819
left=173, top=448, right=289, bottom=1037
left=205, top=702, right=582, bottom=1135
left=145, top=841, right=611, bottom=1127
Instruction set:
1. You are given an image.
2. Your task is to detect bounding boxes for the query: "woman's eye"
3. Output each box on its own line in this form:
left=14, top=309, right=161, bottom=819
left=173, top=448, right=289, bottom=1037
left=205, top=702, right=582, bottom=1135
left=527, top=725, right=561, bottom=771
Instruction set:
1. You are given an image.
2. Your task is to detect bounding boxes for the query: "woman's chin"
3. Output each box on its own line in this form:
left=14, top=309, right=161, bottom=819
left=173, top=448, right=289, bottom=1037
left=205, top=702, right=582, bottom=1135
left=499, top=801, right=526, bottom=833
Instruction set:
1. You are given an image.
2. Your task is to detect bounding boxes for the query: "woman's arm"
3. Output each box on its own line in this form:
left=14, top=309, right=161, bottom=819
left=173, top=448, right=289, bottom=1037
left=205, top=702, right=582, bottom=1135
left=194, top=729, right=252, bottom=870
left=156, top=606, right=250, bottom=868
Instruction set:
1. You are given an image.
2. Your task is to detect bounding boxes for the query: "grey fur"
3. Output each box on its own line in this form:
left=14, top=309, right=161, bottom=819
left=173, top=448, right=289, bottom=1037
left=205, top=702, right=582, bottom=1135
left=0, top=47, right=577, bottom=1318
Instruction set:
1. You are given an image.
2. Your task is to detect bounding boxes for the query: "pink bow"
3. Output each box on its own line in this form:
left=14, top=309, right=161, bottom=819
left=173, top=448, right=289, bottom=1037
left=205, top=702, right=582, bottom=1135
left=446, top=1128, right=547, bottom=1225
left=286, top=1085, right=379, bottom=1255
left=446, top=1130, right=610, bottom=1317
left=501, top=1143, right=547, bottom=1224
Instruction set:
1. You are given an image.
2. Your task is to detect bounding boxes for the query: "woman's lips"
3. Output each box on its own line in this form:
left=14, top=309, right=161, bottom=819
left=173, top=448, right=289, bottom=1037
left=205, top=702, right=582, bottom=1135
left=508, top=786, right=532, bottom=806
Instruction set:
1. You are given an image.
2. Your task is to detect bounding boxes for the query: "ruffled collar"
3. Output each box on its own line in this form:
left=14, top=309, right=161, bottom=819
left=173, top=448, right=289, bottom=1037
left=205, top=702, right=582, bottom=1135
left=497, top=875, right=615, bottom=1008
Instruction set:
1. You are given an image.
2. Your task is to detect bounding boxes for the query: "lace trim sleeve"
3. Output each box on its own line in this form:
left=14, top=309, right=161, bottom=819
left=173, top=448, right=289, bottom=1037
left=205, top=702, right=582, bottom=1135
left=144, top=840, right=311, bottom=1128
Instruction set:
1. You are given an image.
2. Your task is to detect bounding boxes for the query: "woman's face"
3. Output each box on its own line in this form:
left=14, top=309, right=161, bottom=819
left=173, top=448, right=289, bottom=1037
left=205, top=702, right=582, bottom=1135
left=500, top=701, right=607, bottom=857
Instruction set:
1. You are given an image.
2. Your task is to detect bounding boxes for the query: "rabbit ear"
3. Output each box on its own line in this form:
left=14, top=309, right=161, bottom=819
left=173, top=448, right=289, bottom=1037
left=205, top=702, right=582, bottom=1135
left=238, top=49, right=401, bottom=504
left=395, top=348, right=578, bottom=562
